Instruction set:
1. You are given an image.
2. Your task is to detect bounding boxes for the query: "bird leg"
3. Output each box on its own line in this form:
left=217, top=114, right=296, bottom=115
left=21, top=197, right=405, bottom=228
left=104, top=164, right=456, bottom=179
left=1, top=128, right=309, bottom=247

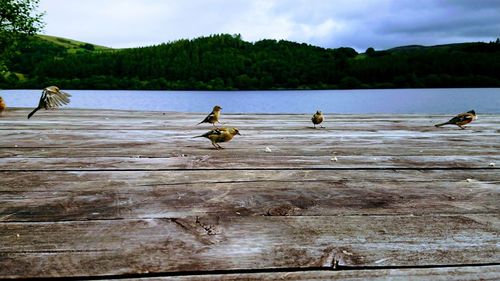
left=211, top=142, right=219, bottom=150
left=459, top=125, right=466, bottom=130
left=217, top=144, right=224, bottom=149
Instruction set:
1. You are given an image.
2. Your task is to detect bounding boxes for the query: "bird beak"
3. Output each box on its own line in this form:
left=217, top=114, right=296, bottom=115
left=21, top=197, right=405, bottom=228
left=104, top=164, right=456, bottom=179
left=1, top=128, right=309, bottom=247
left=237, top=132, right=241, bottom=135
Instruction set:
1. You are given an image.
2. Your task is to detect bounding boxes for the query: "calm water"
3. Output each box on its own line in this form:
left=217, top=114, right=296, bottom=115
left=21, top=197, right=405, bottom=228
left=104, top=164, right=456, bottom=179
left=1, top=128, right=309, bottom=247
left=1, top=88, right=499, bottom=114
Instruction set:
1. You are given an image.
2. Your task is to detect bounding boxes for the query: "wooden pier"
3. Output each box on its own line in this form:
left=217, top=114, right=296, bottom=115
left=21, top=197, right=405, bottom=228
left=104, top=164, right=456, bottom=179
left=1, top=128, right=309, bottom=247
left=1, top=109, right=499, bottom=280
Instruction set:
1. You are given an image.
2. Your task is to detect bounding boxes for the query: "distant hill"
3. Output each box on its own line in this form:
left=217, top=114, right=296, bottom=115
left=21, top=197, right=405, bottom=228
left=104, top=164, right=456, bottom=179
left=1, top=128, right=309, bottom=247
left=388, top=45, right=426, bottom=51
left=36, top=34, right=112, bottom=53
left=2, top=34, right=500, bottom=90
left=388, top=42, right=497, bottom=52
left=2, top=35, right=113, bottom=84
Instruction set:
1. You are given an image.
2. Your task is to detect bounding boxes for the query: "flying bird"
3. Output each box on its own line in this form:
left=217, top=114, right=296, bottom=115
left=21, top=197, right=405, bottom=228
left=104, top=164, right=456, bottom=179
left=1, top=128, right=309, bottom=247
left=0, top=97, right=6, bottom=115
left=435, top=110, right=477, bottom=129
left=28, top=86, right=71, bottom=119
left=311, top=110, right=324, bottom=128
left=193, top=127, right=240, bottom=149
left=197, top=105, right=222, bottom=126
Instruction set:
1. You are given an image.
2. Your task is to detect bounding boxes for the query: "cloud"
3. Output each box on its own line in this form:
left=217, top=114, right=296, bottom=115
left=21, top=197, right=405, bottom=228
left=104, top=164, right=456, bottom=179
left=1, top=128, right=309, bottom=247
left=352, top=0, right=500, bottom=49
left=38, top=0, right=500, bottom=51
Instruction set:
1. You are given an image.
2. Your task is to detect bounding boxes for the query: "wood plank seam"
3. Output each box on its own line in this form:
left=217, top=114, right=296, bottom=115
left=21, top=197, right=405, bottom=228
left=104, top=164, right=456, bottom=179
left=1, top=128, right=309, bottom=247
left=0, top=264, right=498, bottom=281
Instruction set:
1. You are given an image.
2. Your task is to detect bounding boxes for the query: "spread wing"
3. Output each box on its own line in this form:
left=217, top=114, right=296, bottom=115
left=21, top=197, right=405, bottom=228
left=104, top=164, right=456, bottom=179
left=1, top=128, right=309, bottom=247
left=41, top=88, right=71, bottom=109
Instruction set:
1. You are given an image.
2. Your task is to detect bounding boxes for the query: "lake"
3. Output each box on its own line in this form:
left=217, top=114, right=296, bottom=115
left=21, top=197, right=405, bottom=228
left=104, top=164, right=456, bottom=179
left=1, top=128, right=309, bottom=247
left=1, top=88, right=499, bottom=114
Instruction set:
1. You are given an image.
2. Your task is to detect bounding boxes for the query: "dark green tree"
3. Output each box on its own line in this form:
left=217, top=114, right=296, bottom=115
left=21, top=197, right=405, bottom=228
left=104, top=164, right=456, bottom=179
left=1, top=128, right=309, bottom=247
left=81, top=43, right=95, bottom=51
left=365, top=47, right=376, bottom=57
left=0, top=0, right=44, bottom=71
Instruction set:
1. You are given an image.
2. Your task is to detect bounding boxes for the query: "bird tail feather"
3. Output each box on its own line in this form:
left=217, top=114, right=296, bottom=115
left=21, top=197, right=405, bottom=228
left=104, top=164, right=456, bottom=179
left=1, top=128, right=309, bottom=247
left=27, top=108, right=40, bottom=119
left=434, top=122, right=450, bottom=127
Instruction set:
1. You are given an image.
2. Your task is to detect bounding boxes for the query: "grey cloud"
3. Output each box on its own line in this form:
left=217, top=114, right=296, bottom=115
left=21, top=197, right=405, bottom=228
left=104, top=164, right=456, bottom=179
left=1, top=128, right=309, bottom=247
left=319, top=0, right=500, bottom=50
left=376, top=1, right=500, bottom=36
left=38, top=0, right=500, bottom=51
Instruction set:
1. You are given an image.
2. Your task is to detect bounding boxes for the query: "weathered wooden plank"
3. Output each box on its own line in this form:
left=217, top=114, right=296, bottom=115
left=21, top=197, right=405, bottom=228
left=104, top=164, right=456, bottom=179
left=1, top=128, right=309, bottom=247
left=1, top=109, right=499, bottom=131
left=1, top=144, right=499, bottom=159
left=117, top=266, right=500, bottom=281
left=2, top=112, right=498, bottom=167
left=2, top=169, right=498, bottom=191
left=1, top=112, right=498, bottom=127
left=1, top=109, right=499, bottom=279
left=1, top=170, right=498, bottom=222
left=1, top=131, right=498, bottom=158
left=1, top=215, right=498, bottom=278
left=2, top=126, right=498, bottom=144
left=1, top=155, right=498, bottom=170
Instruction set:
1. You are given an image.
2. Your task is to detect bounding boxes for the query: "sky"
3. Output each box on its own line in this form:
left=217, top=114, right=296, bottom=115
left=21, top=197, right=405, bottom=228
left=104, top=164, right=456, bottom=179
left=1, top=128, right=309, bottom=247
left=38, top=0, right=500, bottom=51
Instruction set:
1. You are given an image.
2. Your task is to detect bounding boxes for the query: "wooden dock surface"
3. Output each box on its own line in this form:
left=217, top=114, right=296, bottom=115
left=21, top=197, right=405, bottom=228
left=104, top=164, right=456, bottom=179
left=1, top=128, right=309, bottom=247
left=1, top=109, right=499, bottom=280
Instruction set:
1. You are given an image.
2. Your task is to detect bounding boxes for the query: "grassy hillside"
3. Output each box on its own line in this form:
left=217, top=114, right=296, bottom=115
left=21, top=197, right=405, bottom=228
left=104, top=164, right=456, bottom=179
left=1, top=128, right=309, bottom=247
left=36, top=34, right=112, bottom=53
left=3, top=34, right=113, bottom=83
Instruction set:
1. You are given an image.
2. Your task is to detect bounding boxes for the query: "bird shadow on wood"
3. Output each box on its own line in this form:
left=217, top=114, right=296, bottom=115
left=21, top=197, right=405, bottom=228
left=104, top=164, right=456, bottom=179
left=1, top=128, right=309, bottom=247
left=306, top=126, right=327, bottom=129
left=434, top=126, right=467, bottom=131
left=197, top=146, right=225, bottom=151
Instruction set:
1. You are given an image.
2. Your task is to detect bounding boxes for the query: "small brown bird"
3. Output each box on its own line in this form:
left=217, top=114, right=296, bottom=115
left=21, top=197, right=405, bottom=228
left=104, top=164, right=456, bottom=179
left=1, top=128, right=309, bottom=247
left=28, top=86, right=71, bottom=119
left=311, top=110, right=324, bottom=128
left=197, top=105, right=222, bottom=126
left=435, top=110, right=477, bottom=129
left=193, top=127, right=241, bottom=149
left=0, top=96, right=6, bottom=115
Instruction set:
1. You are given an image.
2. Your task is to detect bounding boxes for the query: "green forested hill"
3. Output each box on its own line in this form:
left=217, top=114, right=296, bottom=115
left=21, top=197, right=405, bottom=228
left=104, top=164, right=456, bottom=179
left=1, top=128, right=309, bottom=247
left=2, top=34, right=500, bottom=90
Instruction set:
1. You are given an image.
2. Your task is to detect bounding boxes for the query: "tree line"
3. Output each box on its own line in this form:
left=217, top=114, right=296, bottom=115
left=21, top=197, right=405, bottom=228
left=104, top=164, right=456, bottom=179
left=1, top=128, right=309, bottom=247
left=3, top=34, right=500, bottom=90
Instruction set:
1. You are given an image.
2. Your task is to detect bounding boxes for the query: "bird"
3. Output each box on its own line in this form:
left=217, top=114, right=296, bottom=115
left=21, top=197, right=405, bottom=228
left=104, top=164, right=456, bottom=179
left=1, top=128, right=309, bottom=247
left=0, top=96, right=6, bottom=115
left=311, top=110, right=324, bottom=128
left=27, top=86, right=71, bottom=119
left=193, top=127, right=240, bottom=149
left=434, top=110, right=477, bottom=129
left=197, top=105, right=222, bottom=126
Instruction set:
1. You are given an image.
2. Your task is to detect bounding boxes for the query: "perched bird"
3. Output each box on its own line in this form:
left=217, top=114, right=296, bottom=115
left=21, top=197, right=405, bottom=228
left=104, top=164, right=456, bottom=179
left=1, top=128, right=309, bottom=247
left=193, top=127, right=240, bottom=149
left=311, top=110, right=324, bottom=128
left=435, top=110, right=477, bottom=129
left=197, top=105, right=222, bottom=126
left=0, top=96, right=6, bottom=115
left=28, top=86, right=71, bottom=119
